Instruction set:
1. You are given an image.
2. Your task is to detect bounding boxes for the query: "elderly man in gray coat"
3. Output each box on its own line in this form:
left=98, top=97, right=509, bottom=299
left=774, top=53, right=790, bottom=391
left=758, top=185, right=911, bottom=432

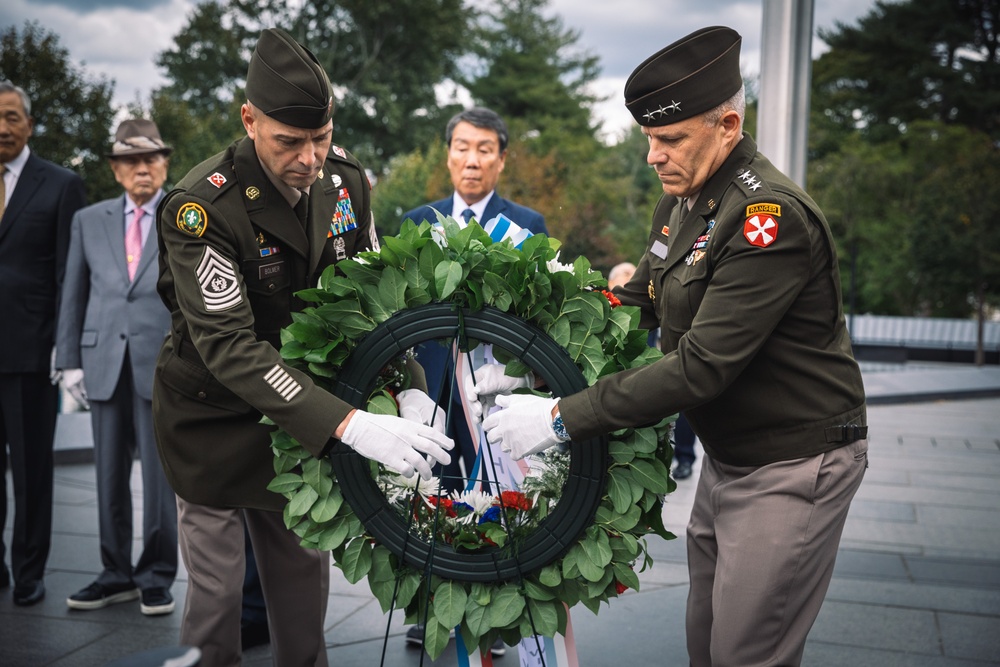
left=56, top=119, right=176, bottom=616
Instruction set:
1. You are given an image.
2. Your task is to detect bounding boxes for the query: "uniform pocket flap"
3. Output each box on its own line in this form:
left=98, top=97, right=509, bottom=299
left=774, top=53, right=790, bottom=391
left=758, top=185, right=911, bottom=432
left=160, top=351, right=254, bottom=415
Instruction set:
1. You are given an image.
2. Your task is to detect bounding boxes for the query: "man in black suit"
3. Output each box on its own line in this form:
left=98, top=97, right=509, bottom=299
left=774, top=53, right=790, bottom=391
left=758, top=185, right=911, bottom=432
left=0, top=80, right=87, bottom=606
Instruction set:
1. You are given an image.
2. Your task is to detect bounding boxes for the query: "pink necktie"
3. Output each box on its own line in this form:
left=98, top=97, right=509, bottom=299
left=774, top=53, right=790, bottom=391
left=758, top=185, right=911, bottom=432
left=126, top=207, right=143, bottom=281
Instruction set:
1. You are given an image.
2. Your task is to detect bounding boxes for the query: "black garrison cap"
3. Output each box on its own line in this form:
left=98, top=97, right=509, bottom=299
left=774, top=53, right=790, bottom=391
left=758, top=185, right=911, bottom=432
left=624, top=26, right=742, bottom=127
left=245, top=28, right=334, bottom=129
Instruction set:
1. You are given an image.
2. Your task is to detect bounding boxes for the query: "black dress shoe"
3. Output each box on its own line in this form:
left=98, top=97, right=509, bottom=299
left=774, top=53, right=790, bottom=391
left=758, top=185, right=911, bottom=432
left=241, top=620, right=271, bottom=651
left=673, top=462, right=693, bottom=480
left=13, top=580, right=45, bottom=606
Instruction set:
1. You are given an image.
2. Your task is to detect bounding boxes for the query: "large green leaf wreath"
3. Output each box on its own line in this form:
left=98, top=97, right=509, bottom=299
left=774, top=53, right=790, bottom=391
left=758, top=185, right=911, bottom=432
left=267, top=218, right=677, bottom=658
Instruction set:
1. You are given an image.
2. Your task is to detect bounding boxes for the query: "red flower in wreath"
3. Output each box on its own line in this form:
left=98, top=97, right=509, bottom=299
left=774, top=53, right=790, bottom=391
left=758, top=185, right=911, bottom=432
left=428, top=496, right=457, bottom=518
left=499, top=490, right=533, bottom=511
left=601, top=289, right=622, bottom=308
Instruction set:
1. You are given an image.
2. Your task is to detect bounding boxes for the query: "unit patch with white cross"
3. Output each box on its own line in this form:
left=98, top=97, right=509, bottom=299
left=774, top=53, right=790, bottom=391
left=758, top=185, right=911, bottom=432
left=743, top=203, right=781, bottom=248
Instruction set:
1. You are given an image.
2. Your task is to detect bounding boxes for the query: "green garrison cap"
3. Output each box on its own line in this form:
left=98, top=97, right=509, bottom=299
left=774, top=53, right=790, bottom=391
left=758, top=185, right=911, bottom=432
left=245, top=28, right=334, bottom=129
left=624, top=26, right=742, bottom=127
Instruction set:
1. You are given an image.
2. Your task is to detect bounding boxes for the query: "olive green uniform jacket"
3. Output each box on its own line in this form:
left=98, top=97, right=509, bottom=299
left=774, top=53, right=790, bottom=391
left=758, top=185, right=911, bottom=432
left=560, top=134, right=866, bottom=466
left=153, top=137, right=378, bottom=510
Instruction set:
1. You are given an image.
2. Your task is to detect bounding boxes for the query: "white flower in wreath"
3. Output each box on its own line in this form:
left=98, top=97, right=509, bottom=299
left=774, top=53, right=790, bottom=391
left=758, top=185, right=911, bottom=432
left=379, top=473, right=440, bottom=504
left=545, top=251, right=574, bottom=274
left=450, top=489, right=497, bottom=523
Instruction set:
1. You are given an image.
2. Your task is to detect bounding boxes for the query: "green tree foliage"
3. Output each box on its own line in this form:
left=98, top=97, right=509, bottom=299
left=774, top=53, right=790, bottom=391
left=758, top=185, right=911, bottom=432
left=809, top=0, right=1000, bottom=331
left=462, top=0, right=600, bottom=140
left=813, top=0, right=1000, bottom=142
left=155, top=0, right=471, bottom=173
left=808, top=135, right=921, bottom=316
left=903, top=122, right=1000, bottom=318
left=156, top=0, right=254, bottom=117
left=0, top=22, right=117, bottom=202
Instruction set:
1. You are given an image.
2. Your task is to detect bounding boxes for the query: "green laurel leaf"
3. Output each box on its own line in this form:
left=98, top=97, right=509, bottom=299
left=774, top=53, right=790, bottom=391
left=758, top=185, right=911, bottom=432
left=341, top=537, right=373, bottom=584
left=433, top=580, right=468, bottom=628
left=434, top=259, right=464, bottom=299
left=486, top=585, right=525, bottom=628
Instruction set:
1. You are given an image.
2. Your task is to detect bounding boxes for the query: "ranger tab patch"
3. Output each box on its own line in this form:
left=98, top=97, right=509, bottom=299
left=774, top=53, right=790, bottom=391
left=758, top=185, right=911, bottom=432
left=743, top=203, right=780, bottom=248
left=177, top=202, right=208, bottom=237
left=330, top=188, right=358, bottom=236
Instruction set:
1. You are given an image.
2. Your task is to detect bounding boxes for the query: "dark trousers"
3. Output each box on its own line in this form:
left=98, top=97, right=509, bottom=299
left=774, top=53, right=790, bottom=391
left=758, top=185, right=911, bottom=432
left=91, top=356, right=177, bottom=591
left=0, top=372, right=57, bottom=585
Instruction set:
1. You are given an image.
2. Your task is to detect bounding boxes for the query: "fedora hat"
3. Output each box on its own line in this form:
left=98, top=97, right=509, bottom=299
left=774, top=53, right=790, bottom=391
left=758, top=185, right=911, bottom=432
left=108, top=118, right=172, bottom=157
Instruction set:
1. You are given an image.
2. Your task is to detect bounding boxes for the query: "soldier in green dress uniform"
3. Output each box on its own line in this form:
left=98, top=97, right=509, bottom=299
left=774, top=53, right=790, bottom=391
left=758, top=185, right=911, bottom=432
left=480, top=26, right=868, bottom=667
left=153, top=28, right=451, bottom=666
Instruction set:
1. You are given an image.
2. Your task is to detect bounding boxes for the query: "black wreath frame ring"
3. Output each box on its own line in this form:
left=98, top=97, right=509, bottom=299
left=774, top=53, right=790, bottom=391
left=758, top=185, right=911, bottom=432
left=328, top=302, right=609, bottom=582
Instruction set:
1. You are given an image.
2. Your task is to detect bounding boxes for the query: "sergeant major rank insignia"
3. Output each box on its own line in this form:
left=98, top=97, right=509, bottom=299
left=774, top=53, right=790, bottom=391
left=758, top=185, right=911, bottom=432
left=196, top=246, right=241, bottom=311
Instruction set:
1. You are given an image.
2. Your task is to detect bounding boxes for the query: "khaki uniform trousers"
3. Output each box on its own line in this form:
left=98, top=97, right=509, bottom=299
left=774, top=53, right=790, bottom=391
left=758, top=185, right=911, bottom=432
left=686, top=438, right=868, bottom=667
left=177, top=498, right=330, bottom=667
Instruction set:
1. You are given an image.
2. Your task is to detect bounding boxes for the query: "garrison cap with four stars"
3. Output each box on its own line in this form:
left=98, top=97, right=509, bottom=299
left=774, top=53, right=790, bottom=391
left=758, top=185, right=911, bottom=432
left=245, top=27, right=334, bottom=129
left=624, top=26, right=742, bottom=127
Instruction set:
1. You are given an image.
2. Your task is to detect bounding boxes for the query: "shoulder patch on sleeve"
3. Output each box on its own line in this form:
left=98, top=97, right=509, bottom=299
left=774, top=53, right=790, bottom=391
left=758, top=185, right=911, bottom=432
left=177, top=202, right=209, bottom=237
left=743, top=210, right=779, bottom=247
left=196, top=246, right=242, bottom=311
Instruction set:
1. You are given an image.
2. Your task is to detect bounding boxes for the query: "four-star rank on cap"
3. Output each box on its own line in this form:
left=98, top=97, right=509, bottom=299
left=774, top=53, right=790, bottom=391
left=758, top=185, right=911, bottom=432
left=624, top=26, right=742, bottom=127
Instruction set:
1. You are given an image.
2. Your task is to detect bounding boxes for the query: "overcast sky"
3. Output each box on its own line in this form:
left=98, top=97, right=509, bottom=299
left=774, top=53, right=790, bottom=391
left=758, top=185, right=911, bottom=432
left=2, top=0, right=882, bottom=140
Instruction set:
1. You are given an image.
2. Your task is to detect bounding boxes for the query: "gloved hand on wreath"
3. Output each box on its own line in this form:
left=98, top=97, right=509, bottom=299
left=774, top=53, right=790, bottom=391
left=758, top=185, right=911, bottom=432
left=396, top=388, right=447, bottom=434
left=465, top=363, right=533, bottom=421
left=339, top=410, right=453, bottom=480
left=482, top=394, right=569, bottom=460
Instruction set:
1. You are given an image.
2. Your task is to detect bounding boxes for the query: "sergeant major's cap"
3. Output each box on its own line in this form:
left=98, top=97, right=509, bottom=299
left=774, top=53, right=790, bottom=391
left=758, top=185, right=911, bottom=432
left=245, top=28, right=334, bottom=129
left=624, top=26, right=742, bottom=127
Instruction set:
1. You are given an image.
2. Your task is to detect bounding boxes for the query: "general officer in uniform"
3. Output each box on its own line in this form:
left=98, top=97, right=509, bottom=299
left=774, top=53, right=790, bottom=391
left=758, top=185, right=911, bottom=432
left=480, top=26, right=869, bottom=667
left=153, top=28, right=452, bottom=666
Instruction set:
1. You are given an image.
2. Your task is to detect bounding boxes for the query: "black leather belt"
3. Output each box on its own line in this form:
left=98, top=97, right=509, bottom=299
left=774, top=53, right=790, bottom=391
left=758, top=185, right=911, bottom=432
left=825, top=424, right=868, bottom=443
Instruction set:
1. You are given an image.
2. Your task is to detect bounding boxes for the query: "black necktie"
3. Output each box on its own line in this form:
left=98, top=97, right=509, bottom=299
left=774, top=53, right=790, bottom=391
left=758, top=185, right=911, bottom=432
left=461, top=208, right=475, bottom=224
left=294, top=192, right=308, bottom=226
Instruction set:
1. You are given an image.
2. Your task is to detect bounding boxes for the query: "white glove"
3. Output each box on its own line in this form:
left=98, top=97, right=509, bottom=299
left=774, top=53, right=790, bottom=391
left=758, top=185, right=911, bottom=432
left=482, top=394, right=567, bottom=461
left=340, top=411, right=453, bottom=480
left=465, top=364, right=533, bottom=421
left=396, top=389, right=446, bottom=434
left=63, top=368, right=89, bottom=410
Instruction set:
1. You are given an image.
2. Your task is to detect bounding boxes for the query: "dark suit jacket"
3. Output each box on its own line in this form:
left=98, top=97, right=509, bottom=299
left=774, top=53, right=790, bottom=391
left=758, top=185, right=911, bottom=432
left=402, top=193, right=547, bottom=408
left=402, top=193, right=548, bottom=237
left=0, top=152, right=87, bottom=372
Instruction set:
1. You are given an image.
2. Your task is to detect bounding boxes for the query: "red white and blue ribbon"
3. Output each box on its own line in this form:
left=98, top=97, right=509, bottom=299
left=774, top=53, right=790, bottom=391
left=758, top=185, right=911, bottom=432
left=448, top=213, right=579, bottom=666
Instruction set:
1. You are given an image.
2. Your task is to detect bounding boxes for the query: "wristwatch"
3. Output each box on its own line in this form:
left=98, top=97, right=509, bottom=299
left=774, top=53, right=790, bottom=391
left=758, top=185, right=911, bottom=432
left=551, top=408, right=570, bottom=442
